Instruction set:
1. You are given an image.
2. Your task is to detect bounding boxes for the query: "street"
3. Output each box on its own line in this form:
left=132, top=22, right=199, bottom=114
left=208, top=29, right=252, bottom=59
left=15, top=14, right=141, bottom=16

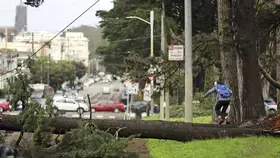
left=3, top=80, right=147, bottom=119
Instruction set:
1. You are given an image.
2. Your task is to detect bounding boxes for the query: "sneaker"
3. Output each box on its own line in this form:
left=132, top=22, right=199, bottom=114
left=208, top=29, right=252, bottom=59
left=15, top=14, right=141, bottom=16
left=219, top=119, right=225, bottom=125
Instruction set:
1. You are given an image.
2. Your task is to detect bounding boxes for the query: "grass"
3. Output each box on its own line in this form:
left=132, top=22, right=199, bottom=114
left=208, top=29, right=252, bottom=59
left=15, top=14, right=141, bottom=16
left=144, top=115, right=280, bottom=158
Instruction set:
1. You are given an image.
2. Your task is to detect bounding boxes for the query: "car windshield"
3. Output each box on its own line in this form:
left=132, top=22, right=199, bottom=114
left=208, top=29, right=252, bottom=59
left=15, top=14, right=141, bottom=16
left=133, top=102, right=143, bottom=106
left=264, top=100, right=276, bottom=105
left=76, top=99, right=86, bottom=103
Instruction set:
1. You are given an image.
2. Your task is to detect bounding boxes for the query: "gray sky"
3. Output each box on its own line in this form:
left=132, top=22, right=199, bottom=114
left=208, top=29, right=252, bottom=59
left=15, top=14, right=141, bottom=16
left=0, top=0, right=113, bottom=32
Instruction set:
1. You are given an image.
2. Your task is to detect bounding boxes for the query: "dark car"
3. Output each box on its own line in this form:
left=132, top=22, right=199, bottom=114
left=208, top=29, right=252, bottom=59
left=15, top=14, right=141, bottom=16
left=128, top=101, right=159, bottom=113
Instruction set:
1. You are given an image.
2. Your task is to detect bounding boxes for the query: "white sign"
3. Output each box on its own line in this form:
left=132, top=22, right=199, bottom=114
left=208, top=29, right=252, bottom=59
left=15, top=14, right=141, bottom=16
left=168, top=45, right=184, bottom=61
left=129, top=83, right=139, bottom=95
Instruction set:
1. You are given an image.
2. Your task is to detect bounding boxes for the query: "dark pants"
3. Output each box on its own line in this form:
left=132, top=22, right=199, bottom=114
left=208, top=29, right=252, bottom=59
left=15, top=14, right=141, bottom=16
left=215, top=100, right=230, bottom=118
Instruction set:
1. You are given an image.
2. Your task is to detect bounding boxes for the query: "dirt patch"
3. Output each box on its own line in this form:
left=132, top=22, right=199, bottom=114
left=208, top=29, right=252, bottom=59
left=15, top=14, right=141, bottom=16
left=126, top=139, right=150, bottom=158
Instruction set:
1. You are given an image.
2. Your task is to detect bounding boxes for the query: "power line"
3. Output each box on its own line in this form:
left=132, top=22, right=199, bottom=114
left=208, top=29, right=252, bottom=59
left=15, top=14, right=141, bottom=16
left=110, top=35, right=161, bottom=43
left=0, top=0, right=101, bottom=79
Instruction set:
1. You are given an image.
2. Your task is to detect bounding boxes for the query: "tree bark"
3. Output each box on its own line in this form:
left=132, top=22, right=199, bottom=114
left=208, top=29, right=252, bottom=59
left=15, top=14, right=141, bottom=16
left=0, top=115, right=278, bottom=142
left=262, top=76, right=270, bottom=99
left=276, top=28, right=280, bottom=104
left=235, top=0, right=266, bottom=120
left=217, top=0, right=241, bottom=123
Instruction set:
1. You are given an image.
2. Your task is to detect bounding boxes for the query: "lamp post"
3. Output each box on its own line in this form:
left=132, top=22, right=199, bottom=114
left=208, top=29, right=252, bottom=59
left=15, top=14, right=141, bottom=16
left=126, top=10, right=155, bottom=115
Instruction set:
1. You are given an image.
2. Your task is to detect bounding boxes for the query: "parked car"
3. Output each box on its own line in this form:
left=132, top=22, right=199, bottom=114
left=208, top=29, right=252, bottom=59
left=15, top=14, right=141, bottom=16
left=0, top=101, right=10, bottom=112
left=53, top=98, right=89, bottom=114
left=31, top=90, right=44, bottom=99
left=226, top=99, right=278, bottom=114
left=91, top=100, right=125, bottom=113
left=264, top=99, right=277, bottom=113
left=128, top=101, right=159, bottom=113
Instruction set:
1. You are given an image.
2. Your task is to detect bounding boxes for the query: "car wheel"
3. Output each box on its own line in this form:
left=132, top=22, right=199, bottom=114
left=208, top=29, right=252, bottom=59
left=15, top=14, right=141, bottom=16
left=0, top=107, right=4, bottom=113
left=53, top=108, right=58, bottom=114
left=77, top=107, right=84, bottom=114
left=91, top=108, right=96, bottom=113
left=268, top=109, right=276, bottom=114
left=114, top=108, right=119, bottom=113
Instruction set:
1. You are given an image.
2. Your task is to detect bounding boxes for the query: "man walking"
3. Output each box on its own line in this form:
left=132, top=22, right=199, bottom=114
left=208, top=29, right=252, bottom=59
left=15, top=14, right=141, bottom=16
left=203, top=81, right=232, bottom=124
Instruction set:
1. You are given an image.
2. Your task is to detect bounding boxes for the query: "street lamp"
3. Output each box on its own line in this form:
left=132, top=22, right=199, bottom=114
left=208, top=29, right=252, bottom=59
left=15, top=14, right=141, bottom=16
left=126, top=10, right=155, bottom=116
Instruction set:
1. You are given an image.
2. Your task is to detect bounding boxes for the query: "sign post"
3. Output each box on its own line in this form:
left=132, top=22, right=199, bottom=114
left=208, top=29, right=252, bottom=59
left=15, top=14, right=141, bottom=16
left=168, top=45, right=184, bottom=61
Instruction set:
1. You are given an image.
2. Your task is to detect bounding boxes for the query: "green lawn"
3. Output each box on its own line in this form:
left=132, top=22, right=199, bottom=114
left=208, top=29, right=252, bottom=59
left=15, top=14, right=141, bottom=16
left=144, top=116, right=280, bottom=158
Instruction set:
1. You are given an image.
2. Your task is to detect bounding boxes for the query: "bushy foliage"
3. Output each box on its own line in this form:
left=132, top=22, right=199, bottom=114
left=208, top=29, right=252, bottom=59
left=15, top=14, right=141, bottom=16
left=53, top=123, right=138, bottom=158
left=7, top=70, right=137, bottom=157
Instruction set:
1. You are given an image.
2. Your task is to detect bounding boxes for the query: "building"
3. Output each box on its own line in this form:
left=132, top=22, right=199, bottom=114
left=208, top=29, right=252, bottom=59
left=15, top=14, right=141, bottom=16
left=62, top=32, right=89, bottom=66
left=0, top=27, right=16, bottom=42
left=15, top=0, right=27, bottom=33
left=0, top=31, right=90, bottom=65
left=13, top=31, right=63, bottom=60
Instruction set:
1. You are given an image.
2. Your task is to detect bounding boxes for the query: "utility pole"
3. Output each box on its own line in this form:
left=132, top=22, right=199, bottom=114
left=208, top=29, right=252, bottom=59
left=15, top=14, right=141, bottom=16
left=4, top=28, right=7, bottom=51
left=96, top=58, right=99, bottom=72
left=40, top=62, right=43, bottom=83
left=184, top=0, right=193, bottom=123
left=150, top=10, right=155, bottom=116
left=47, top=53, right=50, bottom=85
left=5, top=28, right=9, bottom=72
left=67, top=38, right=70, bottom=61
left=160, top=2, right=165, bottom=120
left=31, top=32, right=34, bottom=56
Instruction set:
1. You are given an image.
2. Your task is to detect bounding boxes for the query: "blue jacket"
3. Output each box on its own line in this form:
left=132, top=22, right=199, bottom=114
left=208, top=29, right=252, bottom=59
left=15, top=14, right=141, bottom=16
left=204, top=86, right=232, bottom=101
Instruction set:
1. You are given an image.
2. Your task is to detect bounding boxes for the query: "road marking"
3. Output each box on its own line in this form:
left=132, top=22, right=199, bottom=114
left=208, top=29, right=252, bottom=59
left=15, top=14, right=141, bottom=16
left=2, top=111, right=20, bottom=115
left=83, top=114, right=90, bottom=118
left=108, top=116, right=116, bottom=119
left=96, top=115, right=104, bottom=118
left=71, top=114, right=80, bottom=118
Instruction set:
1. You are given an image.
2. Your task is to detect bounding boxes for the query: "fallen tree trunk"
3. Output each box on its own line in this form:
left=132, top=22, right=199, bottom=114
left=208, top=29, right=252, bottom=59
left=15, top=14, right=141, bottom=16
left=0, top=114, right=278, bottom=142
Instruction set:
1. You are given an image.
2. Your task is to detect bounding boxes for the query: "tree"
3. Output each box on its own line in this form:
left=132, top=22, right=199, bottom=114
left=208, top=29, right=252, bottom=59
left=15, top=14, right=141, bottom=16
left=0, top=114, right=279, bottom=142
left=72, top=61, right=87, bottom=79
left=29, top=56, right=76, bottom=90
left=234, top=0, right=266, bottom=120
left=24, top=0, right=44, bottom=7
left=217, top=0, right=241, bottom=122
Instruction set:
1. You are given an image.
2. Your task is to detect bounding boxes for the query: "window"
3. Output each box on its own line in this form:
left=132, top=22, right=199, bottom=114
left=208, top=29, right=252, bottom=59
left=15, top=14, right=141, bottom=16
left=98, top=101, right=106, bottom=105
left=76, top=100, right=86, bottom=104
left=108, top=101, right=114, bottom=105
left=66, top=100, right=76, bottom=104
left=56, top=99, right=65, bottom=103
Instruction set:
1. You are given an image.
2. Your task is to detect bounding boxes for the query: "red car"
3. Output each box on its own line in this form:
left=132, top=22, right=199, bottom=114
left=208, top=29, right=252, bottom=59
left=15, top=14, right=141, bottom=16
left=91, top=100, right=125, bottom=113
left=0, top=102, right=10, bottom=112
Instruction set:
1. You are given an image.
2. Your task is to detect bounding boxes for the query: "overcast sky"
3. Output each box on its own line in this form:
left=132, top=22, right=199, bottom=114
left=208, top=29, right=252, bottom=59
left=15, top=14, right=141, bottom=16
left=0, top=0, right=113, bottom=32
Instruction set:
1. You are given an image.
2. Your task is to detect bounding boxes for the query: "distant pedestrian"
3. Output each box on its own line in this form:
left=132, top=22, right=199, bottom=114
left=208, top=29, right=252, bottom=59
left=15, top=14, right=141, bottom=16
left=203, top=81, right=232, bottom=124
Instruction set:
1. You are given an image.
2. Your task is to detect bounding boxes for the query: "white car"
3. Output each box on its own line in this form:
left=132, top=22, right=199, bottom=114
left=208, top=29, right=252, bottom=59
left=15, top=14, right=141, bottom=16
left=103, top=86, right=110, bottom=94
left=264, top=99, right=277, bottom=113
left=53, top=98, right=89, bottom=114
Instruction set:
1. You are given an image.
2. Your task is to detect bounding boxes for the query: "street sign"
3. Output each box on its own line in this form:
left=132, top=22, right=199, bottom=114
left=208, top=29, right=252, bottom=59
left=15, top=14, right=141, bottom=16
left=127, top=82, right=139, bottom=95
left=168, top=45, right=184, bottom=61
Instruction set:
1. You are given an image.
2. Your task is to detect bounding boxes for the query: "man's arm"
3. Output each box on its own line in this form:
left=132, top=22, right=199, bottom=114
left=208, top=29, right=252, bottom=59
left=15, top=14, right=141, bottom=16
left=203, top=87, right=216, bottom=97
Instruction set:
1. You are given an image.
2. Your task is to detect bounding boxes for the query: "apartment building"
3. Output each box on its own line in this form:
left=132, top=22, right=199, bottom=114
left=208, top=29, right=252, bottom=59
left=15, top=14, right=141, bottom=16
left=62, top=32, right=89, bottom=66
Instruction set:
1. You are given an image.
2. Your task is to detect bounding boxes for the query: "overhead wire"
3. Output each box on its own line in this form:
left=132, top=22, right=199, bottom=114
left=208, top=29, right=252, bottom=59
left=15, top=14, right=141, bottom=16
left=0, top=0, right=101, bottom=80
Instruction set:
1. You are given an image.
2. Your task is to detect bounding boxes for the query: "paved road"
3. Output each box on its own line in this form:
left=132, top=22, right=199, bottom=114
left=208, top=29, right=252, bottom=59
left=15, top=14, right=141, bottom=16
left=3, top=80, right=147, bottom=119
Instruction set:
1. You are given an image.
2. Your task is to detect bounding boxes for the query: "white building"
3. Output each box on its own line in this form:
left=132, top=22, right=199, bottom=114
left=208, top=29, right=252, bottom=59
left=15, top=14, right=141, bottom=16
left=13, top=31, right=63, bottom=60
left=0, top=31, right=89, bottom=66
left=62, top=32, right=89, bottom=66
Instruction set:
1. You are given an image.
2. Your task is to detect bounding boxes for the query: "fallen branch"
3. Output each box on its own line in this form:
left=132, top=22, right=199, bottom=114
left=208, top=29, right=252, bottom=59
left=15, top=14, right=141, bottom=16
left=0, top=115, right=278, bottom=142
